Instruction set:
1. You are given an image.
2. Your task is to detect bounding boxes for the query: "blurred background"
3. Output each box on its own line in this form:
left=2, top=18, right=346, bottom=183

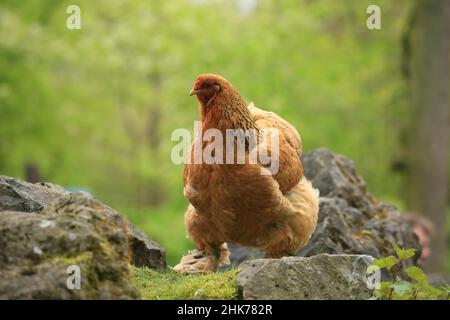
left=0, top=0, right=448, bottom=274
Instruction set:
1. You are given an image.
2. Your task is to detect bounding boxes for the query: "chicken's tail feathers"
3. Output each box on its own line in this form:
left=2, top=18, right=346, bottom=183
left=266, top=176, right=320, bottom=255
left=287, top=176, right=320, bottom=247
left=298, top=176, right=320, bottom=214
left=284, top=176, right=320, bottom=221
left=302, top=176, right=319, bottom=199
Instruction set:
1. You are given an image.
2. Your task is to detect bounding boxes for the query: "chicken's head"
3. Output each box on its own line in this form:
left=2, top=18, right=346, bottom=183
left=189, top=73, right=228, bottom=108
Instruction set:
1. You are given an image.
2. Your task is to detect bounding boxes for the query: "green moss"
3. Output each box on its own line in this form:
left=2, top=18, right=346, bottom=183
left=130, top=266, right=239, bottom=300
left=98, top=239, right=118, bottom=258
left=51, top=251, right=93, bottom=265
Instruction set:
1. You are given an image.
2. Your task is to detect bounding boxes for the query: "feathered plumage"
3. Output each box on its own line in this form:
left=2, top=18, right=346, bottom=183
left=174, top=74, right=319, bottom=273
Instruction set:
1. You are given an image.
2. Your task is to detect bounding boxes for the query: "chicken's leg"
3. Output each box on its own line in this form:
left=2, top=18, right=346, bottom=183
left=173, top=205, right=230, bottom=274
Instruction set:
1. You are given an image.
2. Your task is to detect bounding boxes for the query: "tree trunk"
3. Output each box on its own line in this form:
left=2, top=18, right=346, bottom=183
left=404, top=0, right=450, bottom=273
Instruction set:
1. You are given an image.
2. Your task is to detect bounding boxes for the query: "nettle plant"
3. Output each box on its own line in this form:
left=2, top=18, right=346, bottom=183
left=367, top=243, right=450, bottom=300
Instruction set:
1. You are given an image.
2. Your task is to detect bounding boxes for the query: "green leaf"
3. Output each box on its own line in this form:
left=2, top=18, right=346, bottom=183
left=406, top=266, right=429, bottom=286
left=391, top=242, right=416, bottom=260
left=372, top=281, right=393, bottom=300
left=373, top=256, right=398, bottom=270
left=389, top=281, right=414, bottom=296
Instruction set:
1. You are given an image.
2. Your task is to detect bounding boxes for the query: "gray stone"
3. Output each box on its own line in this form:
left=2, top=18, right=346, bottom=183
left=0, top=193, right=139, bottom=299
left=301, top=148, right=378, bottom=216
left=237, top=254, right=375, bottom=300
left=0, top=175, right=166, bottom=271
left=0, top=176, right=68, bottom=213
left=127, top=222, right=166, bottom=270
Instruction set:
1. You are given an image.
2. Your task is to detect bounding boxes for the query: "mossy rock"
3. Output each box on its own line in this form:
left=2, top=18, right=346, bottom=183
left=0, top=193, right=139, bottom=299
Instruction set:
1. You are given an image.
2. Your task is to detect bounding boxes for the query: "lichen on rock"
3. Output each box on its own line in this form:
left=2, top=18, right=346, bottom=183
left=0, top=176, right=167, bottom=299
left=237, top=254, right=375, bottom=300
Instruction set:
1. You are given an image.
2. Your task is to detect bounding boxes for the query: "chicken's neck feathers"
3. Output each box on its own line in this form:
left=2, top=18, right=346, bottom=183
left=200, top=90, right=258, bottom=133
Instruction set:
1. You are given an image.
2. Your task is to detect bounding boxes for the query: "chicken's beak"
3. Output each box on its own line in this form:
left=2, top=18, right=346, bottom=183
left=189, top=88, right=199, bottom=96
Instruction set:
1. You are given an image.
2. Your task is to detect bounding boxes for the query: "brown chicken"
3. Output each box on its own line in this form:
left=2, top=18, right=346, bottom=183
left=174, top=74, right=319, bottom=273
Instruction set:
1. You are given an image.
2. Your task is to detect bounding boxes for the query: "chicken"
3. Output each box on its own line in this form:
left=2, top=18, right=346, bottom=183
left=173, top=74, right=319, bottom=273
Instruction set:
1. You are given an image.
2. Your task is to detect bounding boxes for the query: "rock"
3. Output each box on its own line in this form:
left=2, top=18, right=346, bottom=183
left=0, top=176, right=69, bottom=212
left=296, top=198, right=418, bottom=260
left=0, top=176, right=168, bottom=299
left=301, top=148, right=378, bottom=216
left=127, top=223, right=166, bottom=270
left=229, top=148, right=421, bottom=265
left=228, top=244, right=262, bottom=265
left=0, top=193, right=139, bottom=299
left=0, top=176, right=166, bottom=271
left=237, top=254, right=375, bottom=300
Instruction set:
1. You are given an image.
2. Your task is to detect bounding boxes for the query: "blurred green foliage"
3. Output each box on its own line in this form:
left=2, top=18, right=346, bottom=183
left=0, top=1, right=447, bottom=268
left=368, top=244, right=450, bottom=299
